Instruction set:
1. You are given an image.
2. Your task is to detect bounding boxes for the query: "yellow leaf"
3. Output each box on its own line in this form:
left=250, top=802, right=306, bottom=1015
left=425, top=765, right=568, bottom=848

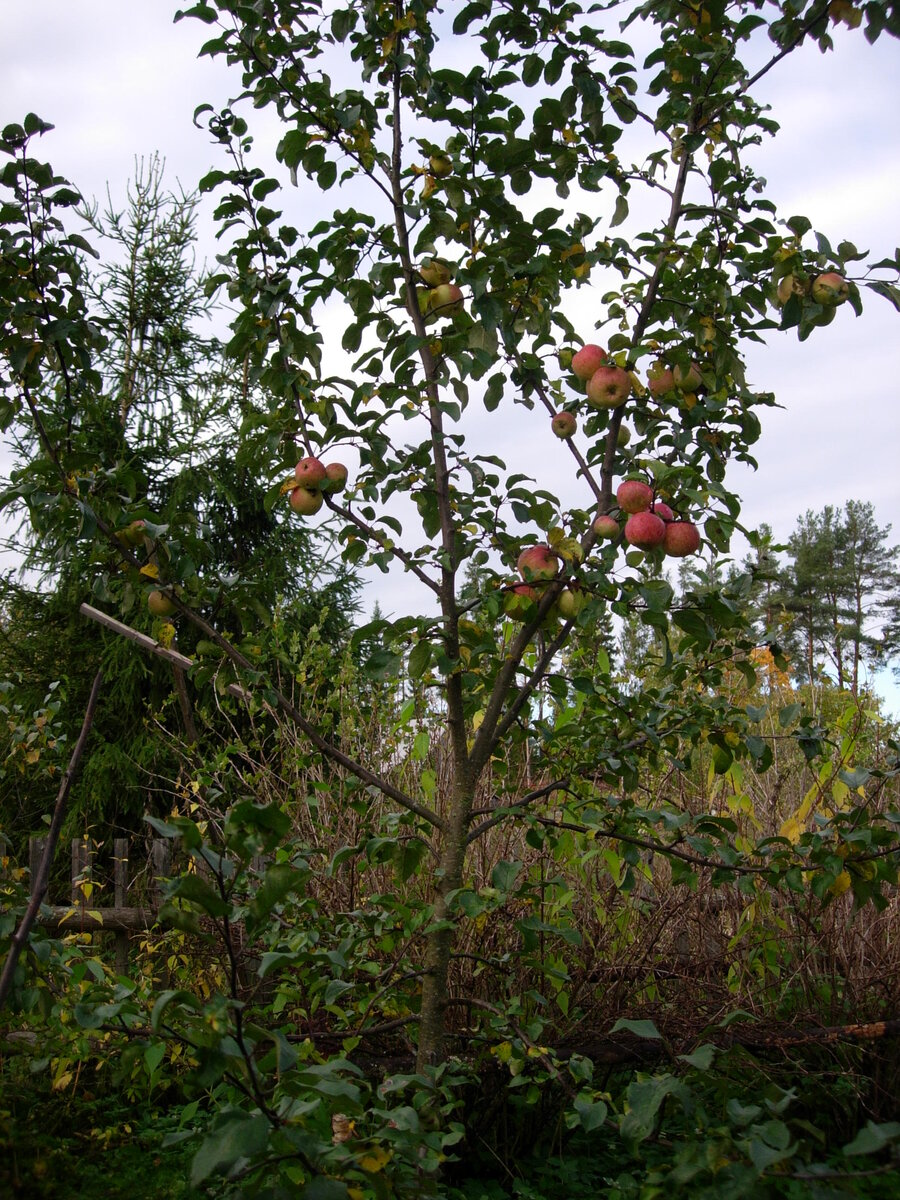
left=828, top=870, right=852, bottom=897
left=779, top=816, right=802, bottom=844
left=139, top=563, right=159, bottom=579
left=359, top=1145, right=392, bottom=1174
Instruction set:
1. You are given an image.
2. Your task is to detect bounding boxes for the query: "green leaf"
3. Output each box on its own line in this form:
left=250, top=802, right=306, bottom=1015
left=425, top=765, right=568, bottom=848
left=610, top=194, right=629, bottom=228
left=250, top=862, right=307, bottom=924
left=408, top=639, right=432, bottom=679
left=491, top=859, right=522, bottom=893
left=843, top=1121, right=900, bottom=1157
left=778, top=703, right=801, bottom=728
left=610, top=1018, right=661, bottom=1039
left=573, top=1095, right=607, bottom=1132
left=678, top=1043, right=716, bottom=1071
left=150, top=989, right=201, bottom=1032
left=191, top=1114, right=270, bottom=1186
left=144, top=1042, right=166, bottom=1075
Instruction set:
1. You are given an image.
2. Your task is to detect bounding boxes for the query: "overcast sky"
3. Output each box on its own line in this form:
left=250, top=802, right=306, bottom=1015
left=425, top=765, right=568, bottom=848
left=2, top=2, right=899, bottom=711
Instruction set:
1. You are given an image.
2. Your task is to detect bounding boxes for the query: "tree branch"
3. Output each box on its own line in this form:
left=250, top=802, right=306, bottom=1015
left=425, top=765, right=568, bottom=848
left=0, top=670, right=103, bottom=1010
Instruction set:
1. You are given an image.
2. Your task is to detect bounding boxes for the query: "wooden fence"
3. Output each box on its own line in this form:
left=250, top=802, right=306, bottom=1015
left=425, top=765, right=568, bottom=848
left=26, top=835, right=171, bottom=973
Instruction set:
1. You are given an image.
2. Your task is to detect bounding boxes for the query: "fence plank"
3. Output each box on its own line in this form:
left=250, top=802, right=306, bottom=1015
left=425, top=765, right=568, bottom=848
left=28, top=837, right=47, bottom=899
left=71, top=838, right=92, bottom=902
left=113, top=838, right=130, bottom=974
left=151, top=838, right=170, bottom=905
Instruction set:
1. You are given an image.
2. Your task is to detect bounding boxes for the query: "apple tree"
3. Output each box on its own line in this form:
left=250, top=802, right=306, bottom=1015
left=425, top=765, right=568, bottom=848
left=3, top=0, right=900, bottom=1192
left=168, top=0, right=900, bottom=1064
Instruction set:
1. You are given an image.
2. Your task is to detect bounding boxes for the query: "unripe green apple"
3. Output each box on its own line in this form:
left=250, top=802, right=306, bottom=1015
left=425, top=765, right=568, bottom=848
left=148, top=589, right=175, bottom=617
left=429, top=153, right=453, bottom=178
left=419, top=259, right=451, bottom=287
left=558, top=585, right=587, bottom=619
left=776, top=273, right=806, bottom=306
left=616, top=424, right=631, bottom=448
left=673, top=361, right=703, bottom=391
left=408, top=287, right=431, bottom=318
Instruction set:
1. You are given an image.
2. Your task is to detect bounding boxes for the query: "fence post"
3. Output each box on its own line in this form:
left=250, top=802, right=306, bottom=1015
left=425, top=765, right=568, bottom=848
left=113, top=838, right=129, bottom=975
left=151, top=838, right=170, bottom=905
left=29, top=837, right=47, bottom=900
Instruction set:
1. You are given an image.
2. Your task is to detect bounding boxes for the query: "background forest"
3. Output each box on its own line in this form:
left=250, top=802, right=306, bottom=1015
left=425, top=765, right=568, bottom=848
left=2, top=1, right=900, bottom=1197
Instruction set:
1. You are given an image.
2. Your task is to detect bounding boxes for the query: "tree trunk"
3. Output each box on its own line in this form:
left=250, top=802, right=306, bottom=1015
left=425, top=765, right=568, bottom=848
left=416, top=778, right=474, bottom=1071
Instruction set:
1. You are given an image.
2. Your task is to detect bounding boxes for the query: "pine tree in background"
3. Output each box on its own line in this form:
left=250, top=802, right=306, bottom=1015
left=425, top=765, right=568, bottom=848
left=0, top=157, right=358, bottom=847
left=764, top=502, right=900, bottom=695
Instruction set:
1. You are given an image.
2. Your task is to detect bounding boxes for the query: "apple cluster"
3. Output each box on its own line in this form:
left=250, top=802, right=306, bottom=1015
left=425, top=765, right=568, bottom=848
left=412, top=259, right=464, bottom=320
left=593, top=480, right=701, bottom=557
left=571, top=343, right=632, bottom=410
left=289, top=456, right=349, bottom=516
left=504, top=545, right=587, bottom=621
left=774, top=269, right=850, bottom=328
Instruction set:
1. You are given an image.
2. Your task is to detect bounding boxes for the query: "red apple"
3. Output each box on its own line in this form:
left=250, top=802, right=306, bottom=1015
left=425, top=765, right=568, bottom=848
left=289, top=486, right=324, bottom=515
left=648, top=366, right=675, bottom=398
left=294, top=456, right=327, bottom=488
left=664, top=521, right=701, bottom=557
left=811, top=272, right=849, bottom=307
left=324, top=463, right=349, bottom=493
left=673, top=361, right=703, bottom=391
left=551, top=411, right=577, bottom=439
left=592, top=513, right=620, bottom=539
left=429, top=283, right=464, bottom=314
left=625, top=511, right=667, bottom=550
left=504, top=582, right=538, bottom=619
left=616, top=480, right=654, bottom=514
left=148, top=589, right=175, bottom=617
left=586, top=365, right=631, bottom=409
left=517, top=544, right=561, bottom=581
left=651, top=501, right=675, bottom=522
left=571, top=344, right=609, bottom=381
